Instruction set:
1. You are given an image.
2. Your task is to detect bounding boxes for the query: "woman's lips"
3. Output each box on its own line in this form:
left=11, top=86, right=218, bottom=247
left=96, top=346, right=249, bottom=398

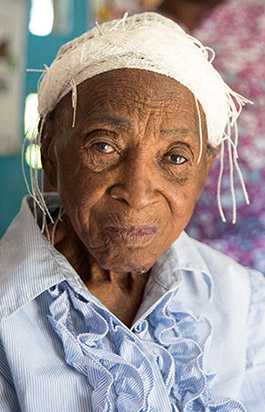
left=104, top=225, right=158, bottom=246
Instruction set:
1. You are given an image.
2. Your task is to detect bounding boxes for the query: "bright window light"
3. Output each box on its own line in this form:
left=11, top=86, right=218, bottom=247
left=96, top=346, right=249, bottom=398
left=24, top=93, right=39, bottom=141
left=29, top=0, right=54, bottom=36
left=25, top=144, right=42, bottom=170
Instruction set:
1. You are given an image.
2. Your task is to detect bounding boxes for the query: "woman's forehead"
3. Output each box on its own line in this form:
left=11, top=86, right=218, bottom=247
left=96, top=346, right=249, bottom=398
left=55, top=69, right=202, bottom=129
left=78, top=69, right=195, bottom=105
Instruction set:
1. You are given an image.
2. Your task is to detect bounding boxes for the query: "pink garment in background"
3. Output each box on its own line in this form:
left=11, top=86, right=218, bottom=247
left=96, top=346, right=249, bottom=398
left=188, top=0, right=265, bottom=273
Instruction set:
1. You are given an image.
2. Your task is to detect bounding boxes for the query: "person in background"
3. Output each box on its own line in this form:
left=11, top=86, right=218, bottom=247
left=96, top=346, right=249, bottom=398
left=157, top=0, right=224, bottom=31
left=92, top=0, right=160, bottom=22
left=157, top=0, right=265, bottom=274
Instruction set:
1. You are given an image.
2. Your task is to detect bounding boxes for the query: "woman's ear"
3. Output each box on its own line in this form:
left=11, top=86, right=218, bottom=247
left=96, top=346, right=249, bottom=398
left=40, top=114, right=58, bottom=190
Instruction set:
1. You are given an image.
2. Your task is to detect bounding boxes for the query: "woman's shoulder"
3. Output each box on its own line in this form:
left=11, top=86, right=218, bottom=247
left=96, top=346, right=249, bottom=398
left=0, top=200, right=63, bottom=322
left=188, top=233, right=254, bottom=279
left=186, top=234, right=265, bottom=309
left=171, top=234, right=265, bottom=401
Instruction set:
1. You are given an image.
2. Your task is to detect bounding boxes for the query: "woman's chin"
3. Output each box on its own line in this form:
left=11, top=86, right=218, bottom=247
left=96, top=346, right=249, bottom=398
left=94, top=248, right=156, bottom=274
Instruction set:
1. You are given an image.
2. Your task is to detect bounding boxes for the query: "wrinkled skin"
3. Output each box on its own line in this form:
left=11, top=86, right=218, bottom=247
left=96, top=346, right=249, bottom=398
left=42, top=69, right=215, bottom=326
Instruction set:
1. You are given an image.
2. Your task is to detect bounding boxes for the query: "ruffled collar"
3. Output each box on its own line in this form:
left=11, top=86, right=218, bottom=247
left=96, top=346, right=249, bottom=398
left=48, top=280, right=246, bottom=412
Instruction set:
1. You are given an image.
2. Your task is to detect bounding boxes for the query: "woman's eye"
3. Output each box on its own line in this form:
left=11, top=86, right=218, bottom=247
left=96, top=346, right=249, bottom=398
left=166, top=153, right=188, bottom=165
left=93, top=142, right=115, bottom=154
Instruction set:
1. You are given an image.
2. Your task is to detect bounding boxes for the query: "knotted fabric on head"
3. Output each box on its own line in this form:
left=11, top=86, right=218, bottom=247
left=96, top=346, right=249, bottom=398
left=36, top=12, right=251, bottom=223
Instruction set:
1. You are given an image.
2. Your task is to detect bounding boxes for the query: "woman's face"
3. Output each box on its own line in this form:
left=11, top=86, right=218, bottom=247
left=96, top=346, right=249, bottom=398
left=43, top=69, right=214, bottom=274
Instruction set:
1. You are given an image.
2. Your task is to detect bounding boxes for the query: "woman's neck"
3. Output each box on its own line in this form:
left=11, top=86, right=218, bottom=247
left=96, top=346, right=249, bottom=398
left=86, top=260, right=150, bottom=327
left=49, top=216, right=150, bottom=327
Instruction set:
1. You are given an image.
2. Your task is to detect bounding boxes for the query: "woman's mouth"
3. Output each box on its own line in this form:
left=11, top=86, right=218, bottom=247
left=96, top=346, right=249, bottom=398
left=104, top=225, right=158, bottom=247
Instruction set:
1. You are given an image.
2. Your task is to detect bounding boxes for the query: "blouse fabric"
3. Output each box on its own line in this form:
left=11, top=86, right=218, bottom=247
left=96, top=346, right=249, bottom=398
left=0, top=195, right=265, bottom=411
left=188, top=0, right=265, bottom=274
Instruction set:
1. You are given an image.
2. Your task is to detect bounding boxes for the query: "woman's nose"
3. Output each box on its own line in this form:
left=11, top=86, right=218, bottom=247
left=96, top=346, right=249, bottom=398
left=109, top=155, right=156, bottom=210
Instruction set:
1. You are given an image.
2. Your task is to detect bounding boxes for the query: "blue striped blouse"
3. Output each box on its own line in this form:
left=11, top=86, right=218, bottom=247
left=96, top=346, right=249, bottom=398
left=0, top=195, right=265, bottom=411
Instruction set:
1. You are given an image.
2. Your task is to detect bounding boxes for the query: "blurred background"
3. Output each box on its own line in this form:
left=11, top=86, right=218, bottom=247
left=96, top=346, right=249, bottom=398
left=1, top=0, right=265, bottom=273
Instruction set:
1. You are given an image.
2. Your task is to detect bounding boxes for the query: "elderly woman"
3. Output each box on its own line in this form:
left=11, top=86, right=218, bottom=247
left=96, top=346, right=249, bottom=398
left=0, top=12, right=265, bottom=412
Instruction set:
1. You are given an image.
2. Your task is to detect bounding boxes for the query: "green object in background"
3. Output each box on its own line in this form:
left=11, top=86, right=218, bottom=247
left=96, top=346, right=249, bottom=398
left=0, top=0, right=89, bottom=237
left=0, top=155, right=27, bottom=234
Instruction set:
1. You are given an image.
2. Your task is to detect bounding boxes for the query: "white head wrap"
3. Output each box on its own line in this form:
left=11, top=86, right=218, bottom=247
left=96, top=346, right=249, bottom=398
left=34, top=12, right=251, bottom=224
left=38, top=12, right=249, bottom=147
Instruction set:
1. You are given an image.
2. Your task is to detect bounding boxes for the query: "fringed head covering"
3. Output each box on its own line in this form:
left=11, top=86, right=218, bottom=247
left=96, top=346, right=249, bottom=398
left=32, top=12, right=251, bottom=226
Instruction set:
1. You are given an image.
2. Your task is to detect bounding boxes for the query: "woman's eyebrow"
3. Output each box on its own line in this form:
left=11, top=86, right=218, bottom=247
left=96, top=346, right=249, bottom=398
left=160, top=127, right=193, bottom=137
left=86, top=116, right=133, bottom=130
left=160, top=127, right=198, bottom=145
